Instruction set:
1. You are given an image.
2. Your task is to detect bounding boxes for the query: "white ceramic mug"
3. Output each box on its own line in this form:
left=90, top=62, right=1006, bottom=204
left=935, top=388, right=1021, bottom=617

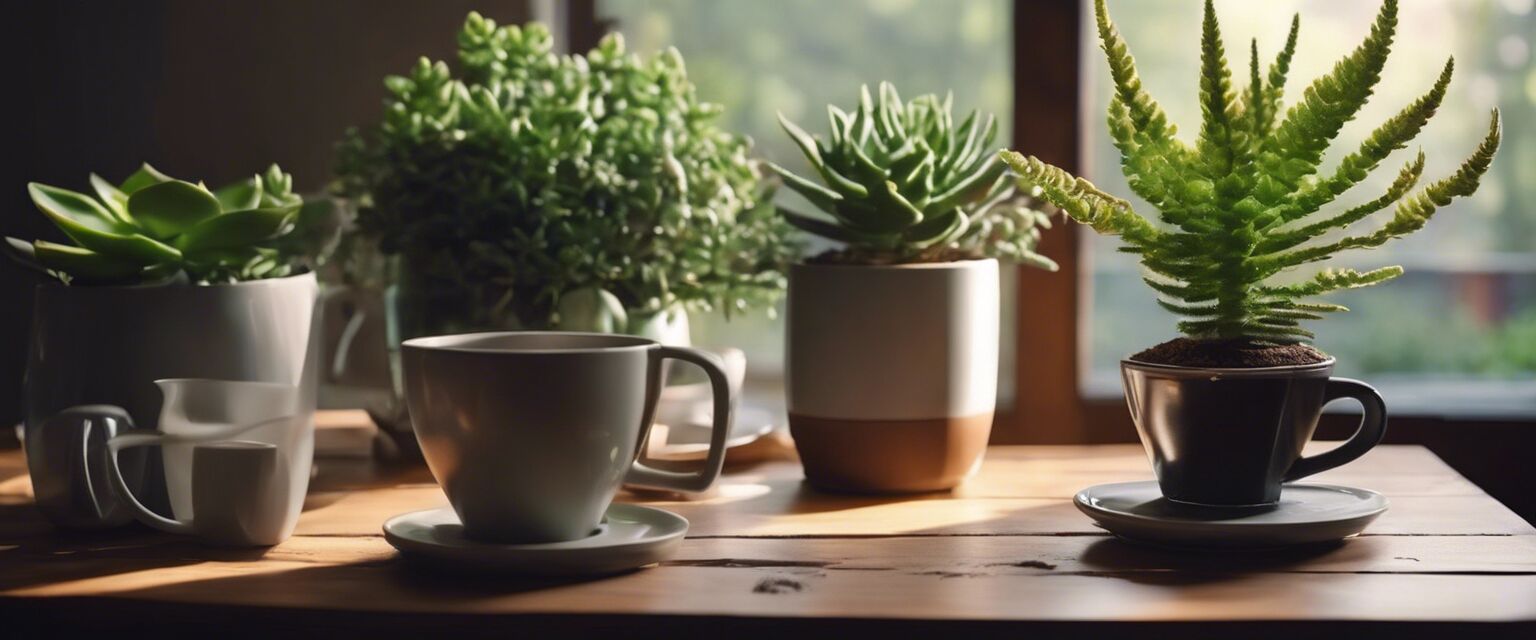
left=150, top=379, right=308, bottom=523
left=106, top=439, right=289, bottom=546
left=402, top=332, right=735, bottom=543
left=84, top=379, right=312, bottom=545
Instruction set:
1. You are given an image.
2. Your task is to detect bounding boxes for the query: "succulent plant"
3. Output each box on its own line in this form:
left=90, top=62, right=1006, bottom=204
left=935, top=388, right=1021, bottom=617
left=7, top=164, right=304, bottom=285
left=334, top=15, right=797, bottom=332
left=1002, top=0, right=1501, bottom=342
left=772, top=82, right=1055, bottom=268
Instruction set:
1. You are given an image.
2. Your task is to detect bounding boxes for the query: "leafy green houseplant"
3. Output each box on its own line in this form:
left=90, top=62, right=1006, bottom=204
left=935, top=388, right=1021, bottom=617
left=7, top=164, right=304, bottom=285
left=335, top=14, right=796, bottom=339
left=773, top=83, right=1056, bottom=493
left=1001, top=0, right=1500, bottom=507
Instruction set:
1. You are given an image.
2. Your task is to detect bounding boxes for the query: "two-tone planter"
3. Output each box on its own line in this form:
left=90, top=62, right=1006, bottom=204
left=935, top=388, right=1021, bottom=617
left=786, top=259, right=998, bottom=493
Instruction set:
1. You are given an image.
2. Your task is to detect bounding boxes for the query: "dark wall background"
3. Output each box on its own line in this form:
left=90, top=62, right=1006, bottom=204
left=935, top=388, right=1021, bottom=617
left=1, top=0, right=532, bottom=428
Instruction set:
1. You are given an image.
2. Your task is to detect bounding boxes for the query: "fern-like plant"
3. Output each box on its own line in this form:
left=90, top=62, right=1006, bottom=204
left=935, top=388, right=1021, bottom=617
left=774, top=83, right=1056, bottom=268
left=1002, top=0, right=1501, bottom=343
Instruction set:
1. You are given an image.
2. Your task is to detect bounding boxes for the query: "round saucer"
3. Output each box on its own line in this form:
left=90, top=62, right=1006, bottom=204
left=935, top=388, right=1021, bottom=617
left=383, top=504, right=688, bottom=576
left=1075, top=481, right=1388, bottom=549
left=649, top=403, right=778, bottom=461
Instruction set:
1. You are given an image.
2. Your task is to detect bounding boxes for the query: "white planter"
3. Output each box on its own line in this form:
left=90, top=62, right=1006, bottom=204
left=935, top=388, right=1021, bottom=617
left=786, top=259, right=999, bottom=492
left=24, top=273, right=319, bottom=528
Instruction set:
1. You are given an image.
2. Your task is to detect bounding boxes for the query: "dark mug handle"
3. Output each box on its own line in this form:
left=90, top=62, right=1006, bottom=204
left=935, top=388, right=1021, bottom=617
left=624, top=346, right=735, bottom=493
left=28, top=406, right=140, bottom=528
left=1284, top=378, right=1388, bottom=482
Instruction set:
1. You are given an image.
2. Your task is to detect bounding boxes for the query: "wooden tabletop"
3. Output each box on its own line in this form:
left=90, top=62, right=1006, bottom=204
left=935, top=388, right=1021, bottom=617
left=2, top=443, right=1533, bottom=638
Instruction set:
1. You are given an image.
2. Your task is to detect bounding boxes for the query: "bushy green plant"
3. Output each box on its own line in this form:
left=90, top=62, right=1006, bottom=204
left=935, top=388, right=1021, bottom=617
left=1002, top=0, right=1500, bottom=342
left=335, top=14, right=797, bottom=331
left=773, top=83, right=1055, bottom=268
left=6, top=163, right=304, bottom=285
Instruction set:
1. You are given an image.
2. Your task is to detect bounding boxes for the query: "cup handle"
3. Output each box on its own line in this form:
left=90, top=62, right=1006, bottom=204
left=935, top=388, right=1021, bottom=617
left=1284, top=377, right=1388, bottom=482
left=625, top=346, right=735, bottom=493
left=38, top=406, right=136, bottom=523
left=105, top=432, right=194, bottom=535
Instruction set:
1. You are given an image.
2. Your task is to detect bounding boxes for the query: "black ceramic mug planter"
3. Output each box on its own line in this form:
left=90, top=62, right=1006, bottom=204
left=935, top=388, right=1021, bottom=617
left=1121, top=358, right=1387, bottom=507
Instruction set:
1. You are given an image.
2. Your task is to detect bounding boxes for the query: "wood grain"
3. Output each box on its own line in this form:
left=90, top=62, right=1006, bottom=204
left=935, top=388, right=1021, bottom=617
left=0, top=444, right=1532, bottom=636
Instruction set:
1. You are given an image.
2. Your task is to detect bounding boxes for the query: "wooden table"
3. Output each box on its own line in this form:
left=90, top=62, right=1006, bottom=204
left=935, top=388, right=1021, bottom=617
left=2, top=444, right=1534, bottom=638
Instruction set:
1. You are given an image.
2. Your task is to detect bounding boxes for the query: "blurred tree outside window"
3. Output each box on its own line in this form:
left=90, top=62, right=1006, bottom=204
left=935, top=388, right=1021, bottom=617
left=1084, top=0, right=1536, bottom=416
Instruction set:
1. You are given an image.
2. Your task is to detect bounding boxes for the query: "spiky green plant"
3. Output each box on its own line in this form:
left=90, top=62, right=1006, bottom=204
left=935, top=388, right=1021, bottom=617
left=1002, top=0, right=1501, bottom=342
left=774, top=83, right=1056, bottom=268
left=6, top=164, right=304, bottom=285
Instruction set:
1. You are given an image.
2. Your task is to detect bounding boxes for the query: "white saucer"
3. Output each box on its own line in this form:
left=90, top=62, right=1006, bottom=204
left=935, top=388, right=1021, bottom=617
left=1075, top=481, right=1388, bottom=549
left=383, top=504, right=688, bottom=576
left=649, top=403, right=778, bottom=461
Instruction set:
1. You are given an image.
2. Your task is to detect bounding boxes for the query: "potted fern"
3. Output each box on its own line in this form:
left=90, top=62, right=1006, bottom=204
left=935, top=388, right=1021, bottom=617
left=1003, top=0, right=1501, bottom=506
left=4, top=164, right=318, bottom=528
left=775, top=83, right=1057, bottom=493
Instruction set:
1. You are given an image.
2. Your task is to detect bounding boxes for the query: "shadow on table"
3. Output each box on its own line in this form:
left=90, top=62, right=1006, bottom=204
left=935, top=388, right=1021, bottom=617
left=1075, top=536, right=1347, bottom=584
left=0, top=503, right=273, bottom=592
left=98, top=552, right=625, bottom=606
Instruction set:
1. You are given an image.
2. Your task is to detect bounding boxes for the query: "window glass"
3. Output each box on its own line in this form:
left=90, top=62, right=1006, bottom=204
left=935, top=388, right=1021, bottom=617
left=1083, top=0, right=1536, bottom=416
left=600, top=0, right=1019, bottom=402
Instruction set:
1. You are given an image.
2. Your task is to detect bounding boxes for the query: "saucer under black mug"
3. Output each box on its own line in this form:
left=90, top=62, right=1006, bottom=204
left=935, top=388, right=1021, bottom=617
left=1076, top=480, right=1388, bottom=549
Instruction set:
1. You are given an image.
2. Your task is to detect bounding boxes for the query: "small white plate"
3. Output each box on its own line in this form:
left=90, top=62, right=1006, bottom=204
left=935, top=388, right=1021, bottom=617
left=1075, top=481, right=1388, bottom=549
left=383, top=504, right=688, bottom=576
left=649, top=404, right=778, bottom=461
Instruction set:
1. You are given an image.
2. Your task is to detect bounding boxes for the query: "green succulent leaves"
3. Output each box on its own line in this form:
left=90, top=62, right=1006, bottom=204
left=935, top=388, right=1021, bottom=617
left=336, top=14, right=797, bottom=329
left=129, top=181, right=223, bottom=239
left=772, top=83, right=1056, bottom=269
left=1003, top=0, right=1501, bottom=343
left=10, top=163, right=304, bottom=285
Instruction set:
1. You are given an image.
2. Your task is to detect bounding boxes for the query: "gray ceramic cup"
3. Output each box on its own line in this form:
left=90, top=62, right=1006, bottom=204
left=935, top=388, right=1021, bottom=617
left=402, top=332, right=734, bottom=543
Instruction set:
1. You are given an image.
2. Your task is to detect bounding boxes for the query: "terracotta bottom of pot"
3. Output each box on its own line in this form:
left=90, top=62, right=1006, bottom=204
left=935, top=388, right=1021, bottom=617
left=788, top=412, right=993, bottom=494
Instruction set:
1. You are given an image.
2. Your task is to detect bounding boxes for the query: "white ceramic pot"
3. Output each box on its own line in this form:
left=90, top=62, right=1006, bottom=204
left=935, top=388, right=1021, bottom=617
left=24, top=273, right=319, bottom=529
left=786, top=259, right=999, bottom=493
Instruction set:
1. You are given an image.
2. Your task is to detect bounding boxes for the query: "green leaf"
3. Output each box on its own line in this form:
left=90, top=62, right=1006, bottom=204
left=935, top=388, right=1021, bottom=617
left=767, top=162, right=843, bottom=214
left=3, top=236, right=47, bottom=276
left=89, top=174, right=133, bottom=225
left=1194, top=0, right=1242, bottom=181
left=1254, top=15, right=1300, bottom=139
left=176, top=205, right=299, bottom=254
left=1261, top=0, right=1397, bottom=191
left=29, top=183, right=126, bottom=235
left=1001, top=151, right=1159, bottom=248
left=782, top=209, right=863, bottom=243
left=901, top=207, right=967, bottom=248
left=128, top=180, right=224, bottom=239
left=214, top=175, right=264, bottom=212
left=119, top=162, right=172, bottom=195
left=33, top=240, right=145, bottom=281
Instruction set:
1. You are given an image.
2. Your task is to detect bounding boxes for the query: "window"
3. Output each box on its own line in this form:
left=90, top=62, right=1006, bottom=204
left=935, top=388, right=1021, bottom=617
left=597, top=0, right=1020, bottom=403
left=1082, top=0, right=1536, bottom=417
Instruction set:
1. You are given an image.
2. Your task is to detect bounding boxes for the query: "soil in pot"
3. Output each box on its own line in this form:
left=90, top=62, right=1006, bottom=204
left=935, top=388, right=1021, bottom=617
left=805, top=247, right=985, bottom=266
left=1131, top=337, right=1329, bottom=368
